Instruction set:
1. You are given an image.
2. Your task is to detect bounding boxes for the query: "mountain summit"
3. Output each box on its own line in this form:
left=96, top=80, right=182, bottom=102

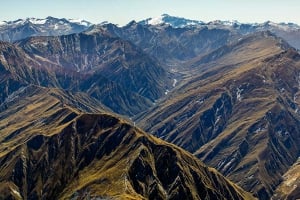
left=139, top=14, right=205, bottom=28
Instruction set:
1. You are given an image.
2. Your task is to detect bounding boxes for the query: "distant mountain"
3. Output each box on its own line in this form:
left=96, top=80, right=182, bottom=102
left=0, top=87, right=254, bottom=199
left=1, top=15, right=299, bottom=51
left=96, top=21, right=237, bottom=67
left=0, top=17, right=92, bottom=42
left=138, top=14, right=300, bottom=50
left=139, top=13, right=205, bottom=28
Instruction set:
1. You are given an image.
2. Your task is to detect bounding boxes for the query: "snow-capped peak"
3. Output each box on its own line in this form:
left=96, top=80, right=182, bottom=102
left=147, top=16, right=164, bottom=26
left=0, top=17, right=93, bottom=27
left=12, top=19, right=25, bottom=25
left=0, top=16, right=93, bottom=42
left=68, top=19, right=92, bottom=27
left=0, top=21, right=7, bottom=26
left=139, top=14, right=204, bottom=28
left=261, top=21, right=300, bottom=31
left=28, top=18, right=47, bottom=25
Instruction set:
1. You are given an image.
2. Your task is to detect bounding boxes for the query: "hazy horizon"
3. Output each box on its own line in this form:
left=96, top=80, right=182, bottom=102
left=1, top=0, right=300, bottom=25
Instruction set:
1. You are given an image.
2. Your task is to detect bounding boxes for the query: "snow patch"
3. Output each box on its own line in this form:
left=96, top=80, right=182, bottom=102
left=222, top=158, right=235, bottom=172
left=247, top=175, right=254, bottom=180
left=31, top=41, right=48, bottom=48
left=294, top=94, right=298, bottom=102
left=0, top=21, right=7, bottom=26
left=221, top=20, right=240, bottom=26
left=217, top=160, right=225, bottom=168
left=29, top=18, right=47, bottom=25
left=69, top=19, right=91, bottom=26
left=254, top=127, right=266, bottom=133
left=196, top=98, right=204, bottom=104
left=236, top=87, right=244, bottom=101
left=187, top=22, right=197, bottom=26
left=170, top=68, right=178, bottom=73
left=267, top=21, right=299, bottom=31
left=214, top=116, right=221, bottom=125
left=148, top=16, right=164, bottom=25
left=172, top=79, right=177, bottom=87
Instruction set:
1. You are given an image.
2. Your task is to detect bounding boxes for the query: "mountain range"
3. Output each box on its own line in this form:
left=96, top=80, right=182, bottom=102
left=1, top=14, right=299, bottom=50
left=0, top=14, right=300, bottom=199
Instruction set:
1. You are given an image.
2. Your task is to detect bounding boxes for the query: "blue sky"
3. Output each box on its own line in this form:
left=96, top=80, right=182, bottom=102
left=1, top=0, right=300, bottom=25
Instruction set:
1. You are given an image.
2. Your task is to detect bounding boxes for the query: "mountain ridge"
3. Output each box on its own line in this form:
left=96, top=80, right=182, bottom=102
left=0, top=87, right=255, bottom=199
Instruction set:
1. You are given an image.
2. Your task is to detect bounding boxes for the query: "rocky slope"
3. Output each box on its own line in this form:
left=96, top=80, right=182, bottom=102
left=0, top=31, right=169, bottom=116
left=137, top=32, right=300, bottom=199
left=17, top=30, right=170, bottom=101
left=0, top=88, right=254, bottom=200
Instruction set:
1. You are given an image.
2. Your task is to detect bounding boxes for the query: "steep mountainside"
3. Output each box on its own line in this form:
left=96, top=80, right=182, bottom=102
left=17, top=31, right=170, bottom=101
left=0, top=17, right=91, bottom=42
left=96, top=22, right=237, bottom=67
left=137, top=32, right=300, bottom=199
left=0, top=89, right=254, bottom=200
left=0, top=34, right=165, bottom=116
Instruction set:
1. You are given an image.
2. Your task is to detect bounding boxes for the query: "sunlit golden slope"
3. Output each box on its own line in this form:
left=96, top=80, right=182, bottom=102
left=0, top=86, right=254, bottom=200
left=0, top=85, right=109, bottom=156
left=273, top=158, right=300, bottom=200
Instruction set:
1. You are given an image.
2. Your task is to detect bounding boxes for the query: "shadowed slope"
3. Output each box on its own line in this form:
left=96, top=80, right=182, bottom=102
left=0, top=40, right=156, bottom=116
